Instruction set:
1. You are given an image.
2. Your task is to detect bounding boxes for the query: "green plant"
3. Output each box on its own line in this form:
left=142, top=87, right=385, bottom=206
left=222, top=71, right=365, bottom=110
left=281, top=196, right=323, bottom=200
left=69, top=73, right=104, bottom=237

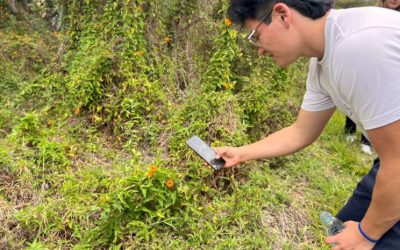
left=14, top=113, right=41, bottom=144
left=36, top=140, right=69, bottom=168
left=86, top=165, right=198, bottom=247
left=26, top=240, right=49, bottom=250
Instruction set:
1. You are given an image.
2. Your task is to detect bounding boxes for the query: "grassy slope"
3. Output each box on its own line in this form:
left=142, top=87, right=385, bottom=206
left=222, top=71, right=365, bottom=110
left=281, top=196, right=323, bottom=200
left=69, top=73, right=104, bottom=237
left=1, top=82, right=374, bottom=248
left=0, top=4, right=376, bottom=250
left=0, top=75, right=375, bottom=250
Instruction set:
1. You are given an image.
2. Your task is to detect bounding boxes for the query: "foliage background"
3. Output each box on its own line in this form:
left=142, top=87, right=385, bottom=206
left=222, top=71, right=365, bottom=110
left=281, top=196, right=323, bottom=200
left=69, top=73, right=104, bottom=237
left=0, top=0, right=376, bottom=249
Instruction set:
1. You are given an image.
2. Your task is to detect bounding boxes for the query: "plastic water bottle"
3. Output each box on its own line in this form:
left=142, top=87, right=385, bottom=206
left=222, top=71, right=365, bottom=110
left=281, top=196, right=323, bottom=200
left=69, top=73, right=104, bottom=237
left=320, top=211, right=344, bottom=236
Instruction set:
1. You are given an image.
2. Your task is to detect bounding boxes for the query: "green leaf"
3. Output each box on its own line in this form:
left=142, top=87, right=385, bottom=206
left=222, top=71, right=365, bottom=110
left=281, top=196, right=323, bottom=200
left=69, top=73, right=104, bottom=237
left=140, top=187, right=147, bottom=198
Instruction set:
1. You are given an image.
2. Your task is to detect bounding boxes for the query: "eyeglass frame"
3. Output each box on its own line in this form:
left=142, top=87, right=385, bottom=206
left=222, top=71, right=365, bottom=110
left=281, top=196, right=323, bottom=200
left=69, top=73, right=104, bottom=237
left=247, top=8, right=274, bottom=47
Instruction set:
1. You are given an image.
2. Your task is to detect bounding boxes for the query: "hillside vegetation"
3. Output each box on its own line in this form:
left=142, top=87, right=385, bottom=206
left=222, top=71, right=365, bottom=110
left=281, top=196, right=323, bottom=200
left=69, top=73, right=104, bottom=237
left=1, top=1, right=374, bottom=249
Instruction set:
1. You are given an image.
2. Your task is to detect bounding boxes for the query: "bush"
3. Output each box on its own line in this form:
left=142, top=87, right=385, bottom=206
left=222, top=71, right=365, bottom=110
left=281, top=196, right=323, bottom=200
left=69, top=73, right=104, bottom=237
left=84, top=165, right=198, bottom=247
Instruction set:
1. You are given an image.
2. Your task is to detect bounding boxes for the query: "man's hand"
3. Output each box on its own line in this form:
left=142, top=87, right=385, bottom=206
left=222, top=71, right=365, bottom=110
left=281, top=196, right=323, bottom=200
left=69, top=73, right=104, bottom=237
left=214, top=146, right=241, bottom=168
left=325, top=221, right=375, bottom=250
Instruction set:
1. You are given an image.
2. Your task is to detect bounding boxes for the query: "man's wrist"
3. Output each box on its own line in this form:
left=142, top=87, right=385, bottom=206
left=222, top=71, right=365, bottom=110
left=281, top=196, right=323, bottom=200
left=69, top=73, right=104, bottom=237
left=358, top=222, right=379, bottom=244
left=360, top=217, right=391, bottom=241
left=236, top=146, right=246, bottom=163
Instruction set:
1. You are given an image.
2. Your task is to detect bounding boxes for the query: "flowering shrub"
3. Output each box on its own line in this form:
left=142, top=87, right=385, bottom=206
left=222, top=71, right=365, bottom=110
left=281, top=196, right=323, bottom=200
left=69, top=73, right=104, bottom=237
left=202, top=16, right=241, bottom=92
left=87, top=165, right=195, bottom=245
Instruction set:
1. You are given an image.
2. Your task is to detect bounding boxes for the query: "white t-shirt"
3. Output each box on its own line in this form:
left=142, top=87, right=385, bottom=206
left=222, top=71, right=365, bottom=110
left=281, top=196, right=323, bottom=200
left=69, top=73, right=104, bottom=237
left=301, top=7, right=400, bottom=138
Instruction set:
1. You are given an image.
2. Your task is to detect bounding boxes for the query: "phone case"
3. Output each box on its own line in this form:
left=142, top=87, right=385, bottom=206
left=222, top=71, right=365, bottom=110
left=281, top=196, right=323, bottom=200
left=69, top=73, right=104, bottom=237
left=186, top=135, right=225, bottom=170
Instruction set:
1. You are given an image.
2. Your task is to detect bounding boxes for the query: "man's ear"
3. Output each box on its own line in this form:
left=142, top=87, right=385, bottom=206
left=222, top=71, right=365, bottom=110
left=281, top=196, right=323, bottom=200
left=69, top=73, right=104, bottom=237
left=273, top=3, right=291, bottom=26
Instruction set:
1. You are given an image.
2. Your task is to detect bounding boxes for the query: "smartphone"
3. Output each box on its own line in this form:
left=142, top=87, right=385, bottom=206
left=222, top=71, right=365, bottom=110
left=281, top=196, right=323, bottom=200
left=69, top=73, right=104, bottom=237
left=186, top=135, right=225, bottom=171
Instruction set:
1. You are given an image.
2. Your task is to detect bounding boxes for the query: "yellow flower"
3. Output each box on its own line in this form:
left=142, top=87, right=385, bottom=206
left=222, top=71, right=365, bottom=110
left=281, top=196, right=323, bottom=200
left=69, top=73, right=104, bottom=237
left=93, top=115, right=103, bottom=123
left=136, top=6, right=143, bottom=12
left=74, top=107, right=80, bottom=116
left=166, top=179, right=174, bottom=189
left=100, top=194, right=110, bottom=204
left=163, top=37, right=172, bottom=44
left=47, top=119, right=54, bottom=126
left=225, top=18, right=232, bottom=27
left=223, top=82, right=233, bottom=90
left=134, top=50, right=144, bottom=57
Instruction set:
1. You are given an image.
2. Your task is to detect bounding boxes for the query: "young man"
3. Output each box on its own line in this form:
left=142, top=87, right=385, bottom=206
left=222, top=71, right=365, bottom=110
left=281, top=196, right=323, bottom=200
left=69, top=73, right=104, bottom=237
left=215, top=0, right=400, bottom=249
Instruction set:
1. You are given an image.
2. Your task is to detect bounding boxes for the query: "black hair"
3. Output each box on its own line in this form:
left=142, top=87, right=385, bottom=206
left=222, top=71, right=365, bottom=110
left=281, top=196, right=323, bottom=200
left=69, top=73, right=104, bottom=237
left=227, top=0, right=334, bottom=26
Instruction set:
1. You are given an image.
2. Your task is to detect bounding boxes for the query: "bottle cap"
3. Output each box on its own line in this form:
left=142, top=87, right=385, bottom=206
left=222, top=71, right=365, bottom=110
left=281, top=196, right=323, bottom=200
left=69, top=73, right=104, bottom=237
left=320, top=211, right=334, bottom=225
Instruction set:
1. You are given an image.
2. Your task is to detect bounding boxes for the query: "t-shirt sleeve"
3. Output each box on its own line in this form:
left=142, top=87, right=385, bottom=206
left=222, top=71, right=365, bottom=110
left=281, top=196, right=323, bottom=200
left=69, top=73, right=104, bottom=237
left=301, top=58, right=336, bottom=112
left=331, top=28, right=400, bottom=130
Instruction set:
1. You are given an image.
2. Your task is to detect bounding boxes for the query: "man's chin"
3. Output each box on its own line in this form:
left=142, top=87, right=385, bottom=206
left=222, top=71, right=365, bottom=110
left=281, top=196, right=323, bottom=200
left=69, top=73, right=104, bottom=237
left=273, top=57, right=296, bottom=69
left=274, top=59, right=289, bottom=69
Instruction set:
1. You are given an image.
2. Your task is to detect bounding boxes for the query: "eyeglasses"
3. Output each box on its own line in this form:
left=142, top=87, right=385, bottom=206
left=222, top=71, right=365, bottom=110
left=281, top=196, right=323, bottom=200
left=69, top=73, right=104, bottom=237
left=247, top=8, right=273, bottom=47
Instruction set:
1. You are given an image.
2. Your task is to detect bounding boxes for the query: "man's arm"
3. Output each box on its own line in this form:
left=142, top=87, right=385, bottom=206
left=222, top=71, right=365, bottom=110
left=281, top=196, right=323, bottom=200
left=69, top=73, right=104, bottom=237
left=360, top=119, right=400, bottom=240
left=215, top=107, right=335, bottom=167
left=326, top=119, right=400, bottom=249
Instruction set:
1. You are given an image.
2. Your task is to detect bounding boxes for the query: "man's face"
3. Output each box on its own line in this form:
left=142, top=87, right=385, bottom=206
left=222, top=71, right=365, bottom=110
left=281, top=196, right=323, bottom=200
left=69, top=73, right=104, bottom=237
left=384, top=0, right=400, bottom=9
left=244, top=8, right=300, bottom=68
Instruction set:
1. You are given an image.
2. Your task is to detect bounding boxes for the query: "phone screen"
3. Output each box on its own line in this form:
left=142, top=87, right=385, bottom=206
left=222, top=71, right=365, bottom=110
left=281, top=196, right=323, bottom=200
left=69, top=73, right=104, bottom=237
left=186, top=135, right=225, bottom=170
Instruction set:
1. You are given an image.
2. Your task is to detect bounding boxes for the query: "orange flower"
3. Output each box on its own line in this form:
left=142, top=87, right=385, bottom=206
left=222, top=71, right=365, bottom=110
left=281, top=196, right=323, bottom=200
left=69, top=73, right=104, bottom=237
left=47, top=119, right=54, bottom=126
left=74, top=107, right=80, bottom=115
left=146, top=171, right=154, bottom=177
left=225, top=18, right=232, bottom=27
left=149, top=165, right=157, bottom=173
left=166, top=179, right=174, bottom=189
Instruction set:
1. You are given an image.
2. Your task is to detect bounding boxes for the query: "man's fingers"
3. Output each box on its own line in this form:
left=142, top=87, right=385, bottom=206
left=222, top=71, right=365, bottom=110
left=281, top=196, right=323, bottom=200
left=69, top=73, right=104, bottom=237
left=331, top=245, right=340, bottom=250
left=325, top=235, right=336, bottom=244
left=325, top=236, right=341, bottom=250
left=214, top=147, right=227, bottom=159
left=214, top=147, right=238, bottom=168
